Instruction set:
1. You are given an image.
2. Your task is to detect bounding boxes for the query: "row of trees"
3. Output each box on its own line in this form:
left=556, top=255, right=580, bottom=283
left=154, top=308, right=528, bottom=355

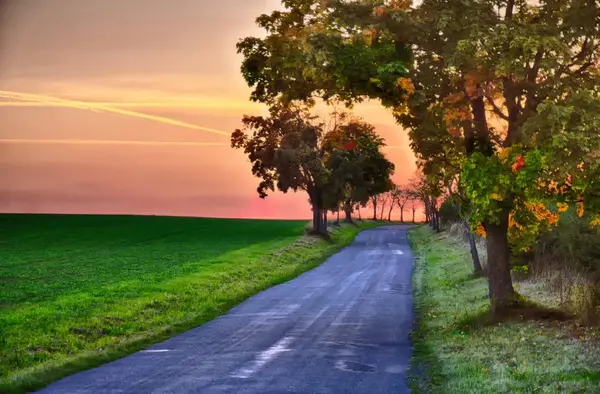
left=235, top=0, right=600, bottom=315
left=231, top=104, right=395, bottom=235
left=341, top=180, right=422, bottom=223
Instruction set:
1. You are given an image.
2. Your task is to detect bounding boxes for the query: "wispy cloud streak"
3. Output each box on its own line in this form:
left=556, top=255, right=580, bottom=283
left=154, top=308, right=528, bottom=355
left=0, top=139, right=230, bottom=147
left=0, top=90, right=231, bottom=137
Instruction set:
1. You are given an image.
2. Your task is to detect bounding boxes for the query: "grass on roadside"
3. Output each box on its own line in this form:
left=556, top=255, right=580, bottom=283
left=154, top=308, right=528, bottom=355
left=0, top=214, right=385, bottom=393
left=408, top=225, right=600, bottom=393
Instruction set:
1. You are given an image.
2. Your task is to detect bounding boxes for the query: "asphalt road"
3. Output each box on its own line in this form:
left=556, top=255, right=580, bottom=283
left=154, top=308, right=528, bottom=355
left=39, top=225, right=415, bottom=394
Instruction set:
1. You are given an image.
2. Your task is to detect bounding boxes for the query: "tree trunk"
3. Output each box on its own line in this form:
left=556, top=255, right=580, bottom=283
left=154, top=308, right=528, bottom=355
left=465, top=222, right=483, bottom=274
left=344, top=201, right=353, bottom=223
left=387, top=204, right=394, bottom=221
left=311, top=188, right=326, bottom=235
left=412, top=209, right=416, bottom=223
left=336, top=209, right=340, bottom=225
left=312, top=205, right=322, bottom=234
left=372, top=198, right=377, bottom=220
left=484, top=207, right=517, bottom=314
left=380, top=202, right=386, bottom=220
left=322, top=210, right=328, bottom=233
left=453, top=200, right=483, bottom=275
left=400, top=205, right=405, bottom=223
left=356, top=205, right=362, bottom=220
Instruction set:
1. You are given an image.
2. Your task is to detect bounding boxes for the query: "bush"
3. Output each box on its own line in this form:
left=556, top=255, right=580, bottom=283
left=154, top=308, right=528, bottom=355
left=529, top=208, right=600, bottom=321
left=438, top=198, right=460, bottom=227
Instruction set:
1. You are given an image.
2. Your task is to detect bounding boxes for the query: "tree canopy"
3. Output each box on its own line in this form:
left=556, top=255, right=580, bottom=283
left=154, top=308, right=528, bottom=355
left=237, top=0, right=600, bottom=314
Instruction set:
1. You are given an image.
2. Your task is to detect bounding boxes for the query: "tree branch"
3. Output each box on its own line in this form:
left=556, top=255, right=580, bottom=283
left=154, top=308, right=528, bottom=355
left=485, top=95, right=509, bottom=120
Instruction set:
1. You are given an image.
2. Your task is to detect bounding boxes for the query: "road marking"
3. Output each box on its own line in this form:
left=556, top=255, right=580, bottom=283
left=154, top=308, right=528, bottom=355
left=142, top=349, right=171, bottom=353
left=231, top=336, right=294, bottom=379
left=393, top=250, right=404, bottom=255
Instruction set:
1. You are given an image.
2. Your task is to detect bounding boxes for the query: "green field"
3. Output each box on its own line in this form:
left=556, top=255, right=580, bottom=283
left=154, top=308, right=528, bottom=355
left=0, top=214, right=381, bottom=393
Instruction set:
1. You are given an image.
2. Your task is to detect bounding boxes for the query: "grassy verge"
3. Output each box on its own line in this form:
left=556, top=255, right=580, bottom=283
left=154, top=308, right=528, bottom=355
left=408, top=226, right=600, bottom=393
left=0, top=214, right=385, bottom=393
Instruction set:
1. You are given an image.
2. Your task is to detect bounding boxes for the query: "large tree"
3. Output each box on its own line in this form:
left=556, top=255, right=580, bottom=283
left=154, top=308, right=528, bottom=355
left=238, top=0, right=600, bottom=314
left=232, top=104, right=394, bottom=234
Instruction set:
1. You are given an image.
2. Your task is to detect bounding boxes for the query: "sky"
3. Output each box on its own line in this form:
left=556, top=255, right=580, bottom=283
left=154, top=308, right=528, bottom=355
left=0, top=0, right=417, bottom=220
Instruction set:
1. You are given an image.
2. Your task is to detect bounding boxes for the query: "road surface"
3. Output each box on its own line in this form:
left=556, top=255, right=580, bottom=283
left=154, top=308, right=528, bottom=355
left=39, top=225, right=415, bottom=394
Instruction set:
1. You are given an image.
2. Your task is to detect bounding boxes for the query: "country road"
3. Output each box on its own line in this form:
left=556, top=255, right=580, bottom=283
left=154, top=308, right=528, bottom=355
left=39, top=225, right=415, bottom=394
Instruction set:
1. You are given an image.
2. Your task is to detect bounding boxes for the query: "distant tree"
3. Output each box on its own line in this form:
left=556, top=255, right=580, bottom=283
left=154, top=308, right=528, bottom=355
left=233, top=104, right=394, bottom=234
left=322, top=112, right=395, bottom=223
left=394, top=185, right=411, bottom=223
left=386, top=185, right=400, bottom=221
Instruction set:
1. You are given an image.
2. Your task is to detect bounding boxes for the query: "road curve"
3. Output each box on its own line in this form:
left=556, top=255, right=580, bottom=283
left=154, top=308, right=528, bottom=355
left=39, top=225, right=415, bottom=394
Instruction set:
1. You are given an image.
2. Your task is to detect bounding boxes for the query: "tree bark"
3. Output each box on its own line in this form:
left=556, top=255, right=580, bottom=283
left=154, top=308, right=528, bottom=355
left=412, top=209, right=416, bottom=223
left=400, top=205, right=405, bottom=223
left=312, top=205, right=322, bottom=234
left=380, top=201, right=386, bottom=220
left=336, top=209, right=340, bottom=225
left=387, top=204, right=394, bottom=221
left=484, top=206, right=517, bottom=314
left=322, top=209, right=328, bottom=233
left=357, top=205, right=362, bottom=220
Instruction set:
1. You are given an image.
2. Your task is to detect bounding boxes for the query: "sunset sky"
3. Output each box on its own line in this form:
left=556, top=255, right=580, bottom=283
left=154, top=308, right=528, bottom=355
left=0, top=0, right=416, bottom=220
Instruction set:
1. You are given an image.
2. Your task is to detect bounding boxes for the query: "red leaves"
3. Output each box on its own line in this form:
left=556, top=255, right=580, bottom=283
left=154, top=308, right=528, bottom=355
left=344, top=140, right=357, bottom=151
left=512, top=155, right=525, bottom=173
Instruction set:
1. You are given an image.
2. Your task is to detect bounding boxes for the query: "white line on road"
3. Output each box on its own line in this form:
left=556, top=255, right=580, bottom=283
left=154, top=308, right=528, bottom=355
left=142, top=349, right=171, bottom=353
left=231, top=336, right=294, bottom=379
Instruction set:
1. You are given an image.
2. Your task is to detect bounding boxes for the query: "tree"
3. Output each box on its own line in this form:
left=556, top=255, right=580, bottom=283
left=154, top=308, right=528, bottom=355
left=322, top=112, right=396, bottom=223
left=231, top=104, right=330, bottom=234
left=394, top=185, right=411, bottom=223
left=238, top=0, right=600, bottom=314
left=232, top=103, right=394, bottom=234
left=386, top=185, right=401, bottom=221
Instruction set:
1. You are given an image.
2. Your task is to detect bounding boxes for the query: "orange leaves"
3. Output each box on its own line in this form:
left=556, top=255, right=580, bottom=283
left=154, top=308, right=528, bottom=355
left=475, top=222, right=487, bottom=238
left=557, top=202, right=569, bottom=213
left=373, top=6, right=386, bottom=17
left=577, top=201, right=585, bottom=218
left=525, top=202, right=560, bottom=227
left=512, top=155, right=526, bottom=173
left=396, top=77, right=415, bottom=95
left=389, top=0, right=412, bottom=9
left=363, top=27, right=378, bottom=45
left=373, top=1, right=411, bottom=17
left=442, top=92, right=470, bottom=137
left=443, top=106, right=471, bottom=137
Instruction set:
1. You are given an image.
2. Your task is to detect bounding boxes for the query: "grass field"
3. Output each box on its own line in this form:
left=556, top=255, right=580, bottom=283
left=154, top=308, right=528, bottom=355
left=408, top=226, right=600, bottom=393
left=0, top=214, right=383, bottom=393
